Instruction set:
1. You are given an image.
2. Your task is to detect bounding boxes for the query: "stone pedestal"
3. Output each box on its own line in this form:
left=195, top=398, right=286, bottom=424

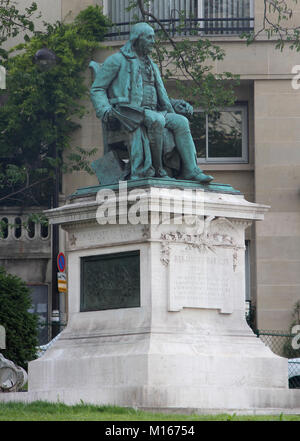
left=28, top=182, right=299, bottom=412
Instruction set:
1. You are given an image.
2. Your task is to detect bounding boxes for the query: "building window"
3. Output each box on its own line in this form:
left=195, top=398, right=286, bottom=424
left=104, top=0, right=254, bottom=39
left=27, top=285, right=49, bottom=345
left=244, top=240, right=255, bottom=329
left=245, top=240, right=250, bottom=303
left=190, top=104, right=248, bottom=163
left=202, top=0, right=254, bottom=35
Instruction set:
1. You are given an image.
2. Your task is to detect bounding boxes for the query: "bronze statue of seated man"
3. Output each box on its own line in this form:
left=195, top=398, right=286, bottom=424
left=90, top=22, right=213, bottom=184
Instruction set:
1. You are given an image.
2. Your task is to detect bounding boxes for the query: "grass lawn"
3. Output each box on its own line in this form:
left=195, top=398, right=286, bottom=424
left=0, top=401, right=299, bottom=421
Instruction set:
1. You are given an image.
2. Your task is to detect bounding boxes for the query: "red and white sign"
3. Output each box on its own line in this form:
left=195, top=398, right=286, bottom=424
left=57, top=252, right=66, bottom=272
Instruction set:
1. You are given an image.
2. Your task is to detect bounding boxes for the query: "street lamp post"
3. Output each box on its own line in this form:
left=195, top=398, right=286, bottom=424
left=34, top=48, right=60, bottom=339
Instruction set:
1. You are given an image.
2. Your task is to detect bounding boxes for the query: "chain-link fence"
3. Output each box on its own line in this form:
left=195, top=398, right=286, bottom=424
left=245, top=302, right=300, bottom=388
left=37, top=321, right=67, bottom=346
left=255, top=330, right=300, bottom=358
left=35, top=321, right=67, bottom=359
left=254, top=330, right=300, bottom=389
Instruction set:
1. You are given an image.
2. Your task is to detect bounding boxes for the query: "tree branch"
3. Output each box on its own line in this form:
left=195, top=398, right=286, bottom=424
left=250, top=0, right=300, bottom=47
left=0, top=176, right=52, bottom=203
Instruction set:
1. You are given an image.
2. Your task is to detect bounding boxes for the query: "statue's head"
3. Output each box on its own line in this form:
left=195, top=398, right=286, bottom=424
left=130, top=22, right=155, bottom=56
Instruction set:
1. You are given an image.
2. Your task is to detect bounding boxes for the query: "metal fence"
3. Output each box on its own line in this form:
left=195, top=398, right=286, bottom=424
left=254, top=329, right=300, bottom=389
left=255, top=330, right=299, bottom=358
left=37, top=321, right=67, bottom=346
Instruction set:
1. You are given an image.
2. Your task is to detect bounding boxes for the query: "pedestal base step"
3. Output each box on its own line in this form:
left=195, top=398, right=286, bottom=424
left=1, top=387, right=300, bottom=416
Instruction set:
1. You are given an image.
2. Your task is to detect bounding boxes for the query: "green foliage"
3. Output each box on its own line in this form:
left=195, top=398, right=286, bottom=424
left=0, top=0, right=39, bottom=60
left=243, top=0, right=300, bottom=51
left=155, top=37, right=239, bottom=112
left=0, top=5, right=109, bottom=206
left=0, top=266, right=39, bottom=369
left=0, top=401, right=300, bottom=421
left=64, top=146, right=98, bottom=175
left=74, top=5, right=111, bottom=41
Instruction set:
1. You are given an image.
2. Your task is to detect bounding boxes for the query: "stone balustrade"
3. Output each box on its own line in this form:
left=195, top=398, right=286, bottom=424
left=0, top=211, right=51, bottom=259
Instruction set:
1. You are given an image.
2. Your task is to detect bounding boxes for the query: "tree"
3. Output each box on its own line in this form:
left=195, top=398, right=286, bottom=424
left=0, top=266, right=39, bottom=369
left=0, top=0, right=39, bottom=61
left=0, top=6, right=110, bottom=213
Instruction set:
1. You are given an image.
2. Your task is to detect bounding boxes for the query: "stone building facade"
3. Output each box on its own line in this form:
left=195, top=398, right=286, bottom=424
left=1, top=0, right=300, bottom=338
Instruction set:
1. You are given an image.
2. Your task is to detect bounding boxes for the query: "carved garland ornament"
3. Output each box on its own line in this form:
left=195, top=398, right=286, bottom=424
left=160, top=216, right=247, bottom=271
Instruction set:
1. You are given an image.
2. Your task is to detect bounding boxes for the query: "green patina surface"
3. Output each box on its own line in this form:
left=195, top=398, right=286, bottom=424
left=70, top=177, right=240, bottom=200
left=77, top=23, right=241, bottom=201
left=89, top=23, right=215, bottom=186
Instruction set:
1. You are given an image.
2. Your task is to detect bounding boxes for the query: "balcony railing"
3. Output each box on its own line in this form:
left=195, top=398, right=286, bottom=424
left=105, top=17, right=254, bottom=40
left=104, top=0, right=254, bottom=40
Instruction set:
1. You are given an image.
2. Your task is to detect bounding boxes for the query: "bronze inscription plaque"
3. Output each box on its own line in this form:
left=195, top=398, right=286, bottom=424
left=80, top=250, right=140, bottom=311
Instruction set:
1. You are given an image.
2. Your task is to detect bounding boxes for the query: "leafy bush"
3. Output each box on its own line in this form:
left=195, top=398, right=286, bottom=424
left=0, top=267, right=39, bottom=369
left=74, top=5, right=111, bottom=41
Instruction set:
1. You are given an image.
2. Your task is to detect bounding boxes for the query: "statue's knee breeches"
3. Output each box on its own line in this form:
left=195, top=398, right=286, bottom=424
left=144, top=110, right=165, bottom=148
left=144, top=110, right=165, bottom=133
left=165, top=113, right=190, bottom=135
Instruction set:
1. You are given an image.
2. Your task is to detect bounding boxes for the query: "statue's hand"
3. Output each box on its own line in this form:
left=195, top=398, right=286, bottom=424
left=103, top=107, right=115, bottom=124
left=182, top=102, right=193, bottom=117
left=102, top=108, right=120, bottom=131
left=171, top=99, right=193, bottom=117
